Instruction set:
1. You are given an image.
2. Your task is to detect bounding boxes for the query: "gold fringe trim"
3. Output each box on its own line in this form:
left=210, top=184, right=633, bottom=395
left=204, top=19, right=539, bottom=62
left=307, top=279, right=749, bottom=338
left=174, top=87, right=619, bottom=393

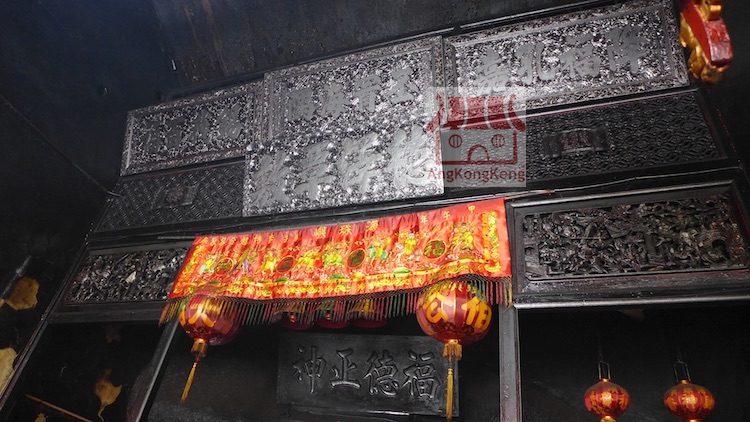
left=180, top=361, right=198, bottom=403
left=160, top=276, right=512, bottom=327
left=443, top=340, right=463, bottom=360
left=446, top=367, right=454, bottom=421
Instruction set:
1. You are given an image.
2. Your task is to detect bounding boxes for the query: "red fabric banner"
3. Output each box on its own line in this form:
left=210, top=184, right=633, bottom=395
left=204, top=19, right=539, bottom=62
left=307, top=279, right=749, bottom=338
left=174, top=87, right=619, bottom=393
left=167, top=198, right=510, bottom=304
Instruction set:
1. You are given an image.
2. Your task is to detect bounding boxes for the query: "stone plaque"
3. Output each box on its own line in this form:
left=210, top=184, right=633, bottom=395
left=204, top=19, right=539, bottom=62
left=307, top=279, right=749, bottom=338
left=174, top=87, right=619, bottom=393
left=277, top=333, right=456, bottom=417
left=246, top=37, right=444, bottom=216
left=444, top=0, right=688, bottom=110
left=121, top=81, right=262, bottom=175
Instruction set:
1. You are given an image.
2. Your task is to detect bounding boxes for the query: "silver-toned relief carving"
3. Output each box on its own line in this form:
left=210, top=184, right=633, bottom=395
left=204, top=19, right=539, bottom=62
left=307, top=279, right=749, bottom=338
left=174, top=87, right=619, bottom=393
left=121, top=81, right=262, bottom=175
left=65, top=247, right=189, bottom=304
left=444, top=0, right=689, bottom=110
left=522, top=194, right=748, bottom=281
left=97, top=162, right=244, bottom=232
left=245, top=37, right=444, bottom=216
left=525, top=92, right=720, bottom=181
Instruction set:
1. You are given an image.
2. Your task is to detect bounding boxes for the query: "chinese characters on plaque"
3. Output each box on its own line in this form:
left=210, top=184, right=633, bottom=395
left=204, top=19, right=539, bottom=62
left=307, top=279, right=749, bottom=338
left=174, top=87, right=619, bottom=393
left=444, top=0, right=688, bottom=109
left=117, top=0, right=691, bottom=218
left=122, top=81, right=262, bottom=175
left=245, top=37, right=444, bottom=217
left=277, top=334, right=456, bottom=417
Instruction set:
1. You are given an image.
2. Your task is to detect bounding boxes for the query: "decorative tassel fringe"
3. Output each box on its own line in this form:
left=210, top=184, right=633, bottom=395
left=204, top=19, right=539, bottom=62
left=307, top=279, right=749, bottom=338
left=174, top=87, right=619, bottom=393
left=443, top=340, right=463, bottom=360
left=502, top=277, right=513, bottom=309
left=446, top=367, right=454, bottom=421
left=160, top=276, right=512, bottom=327
left=181, top=361, right=198, bottom=403
left=181, top=339, right=208, bottom=403
left=443, top=342, right=459, bottom=421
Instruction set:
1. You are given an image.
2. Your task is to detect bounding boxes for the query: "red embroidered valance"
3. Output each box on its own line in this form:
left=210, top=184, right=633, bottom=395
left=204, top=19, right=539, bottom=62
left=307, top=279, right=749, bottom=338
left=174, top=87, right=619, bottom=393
left=161, top=197, right=511, bottom=325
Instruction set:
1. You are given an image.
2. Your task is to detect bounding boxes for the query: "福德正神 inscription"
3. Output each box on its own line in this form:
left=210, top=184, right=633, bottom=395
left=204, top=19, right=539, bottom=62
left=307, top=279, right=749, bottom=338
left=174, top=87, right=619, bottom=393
left=277, top=333, right=456, bottom=417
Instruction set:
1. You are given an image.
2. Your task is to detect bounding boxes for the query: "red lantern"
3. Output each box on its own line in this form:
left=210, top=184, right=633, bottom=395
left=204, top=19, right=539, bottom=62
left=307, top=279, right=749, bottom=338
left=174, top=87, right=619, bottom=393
left=584, top=379, right=631, bottom=422
left=664, top=380, right=715, bottom=421
left=178, top=294, right=241, bottom=402
left=315, top=317, right=349, bottom=329
left=416, top=279, right=493, bottom=421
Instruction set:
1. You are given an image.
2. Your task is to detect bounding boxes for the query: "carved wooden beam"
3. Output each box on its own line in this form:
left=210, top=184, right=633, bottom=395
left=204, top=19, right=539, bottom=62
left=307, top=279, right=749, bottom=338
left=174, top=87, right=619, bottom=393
left=679, top=0, right=733, bottom=83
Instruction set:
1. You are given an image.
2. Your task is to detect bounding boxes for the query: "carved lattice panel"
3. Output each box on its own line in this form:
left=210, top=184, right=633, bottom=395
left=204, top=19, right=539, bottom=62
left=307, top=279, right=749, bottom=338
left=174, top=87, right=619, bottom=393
left=96, top=162, right=244, bottom=232
left=246, top=37, right=444, bottom=216
left=525, top=92, right=721, bottom=181
left=444, top=0, right=688, bottom=110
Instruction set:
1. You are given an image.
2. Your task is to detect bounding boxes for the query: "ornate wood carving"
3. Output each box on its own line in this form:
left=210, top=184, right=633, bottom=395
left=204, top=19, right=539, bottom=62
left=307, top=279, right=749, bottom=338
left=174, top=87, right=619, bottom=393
left=525, top=92, right=720, bottom=183
left=521, top=194, right=748, bottom=282
left=248, top=37, right=444, bottom=217
left=444, top=0, right=688, bottom=110
left=121, top=81, right=261, bottom=175
left=65, top=247, right=189, bottom=304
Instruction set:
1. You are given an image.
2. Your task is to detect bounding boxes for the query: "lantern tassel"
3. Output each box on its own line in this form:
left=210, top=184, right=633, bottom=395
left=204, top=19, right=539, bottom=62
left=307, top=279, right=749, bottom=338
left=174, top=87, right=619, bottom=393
left=181, top=360, right=198, bottom=403
left=443, top=341, right=461, bottom=421
left=446, top=366, right=454, bottom=421
left=181, top=339, right=208, bottom=403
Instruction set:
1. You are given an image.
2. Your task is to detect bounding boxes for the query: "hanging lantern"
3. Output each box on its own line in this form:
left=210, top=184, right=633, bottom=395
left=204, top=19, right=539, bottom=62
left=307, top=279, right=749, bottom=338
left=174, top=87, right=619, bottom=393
left=583, top=360, right=630, bottom=422
left=178, top=294, right=241, bottom=403
left=664, top=361, right=715, bottom=421
left=584, top=380, right=630, bottom=422
left=416, top=279, right=493, bottom=421
left=664, top=380, right=715, bottom=421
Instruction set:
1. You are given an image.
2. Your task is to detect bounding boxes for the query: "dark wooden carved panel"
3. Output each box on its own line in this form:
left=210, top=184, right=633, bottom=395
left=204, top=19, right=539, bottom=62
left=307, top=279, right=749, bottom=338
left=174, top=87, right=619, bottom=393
left=248, top=37, right=444, bottom=217
left=513, top=183, right=750, bottom=298
left=524, top=195, right=746, bottom=278
left=121, top=81, right=261, bottom=175
left=525, top=91, right=721, bottom=182
left=444, top=0, right=688, bottom=110
left=96, top=162, right=244, bottom=232
left=64, top=246, right=188, bottom=304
